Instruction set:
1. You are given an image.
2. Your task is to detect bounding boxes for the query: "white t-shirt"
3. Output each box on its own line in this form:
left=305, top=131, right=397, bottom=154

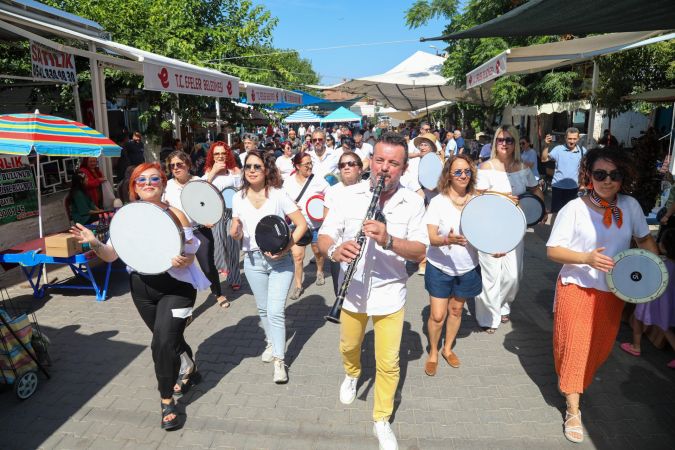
left=319, top=183, right=429, bottom=316
left=162, top=176, right=198, bottom=223
left=399, top=169, right=422, bottom=193
left=275, top=155, right=294, bottom=180
left=356, top=142, right=373, bottom=158
left=546, top=195, right=650, bottom=292
left=202, top=172, right=242, bottom=191
left=444, top=138, right=457, bottom=157
left=231, top=187, right=299, bottom=252
left=283, top=174, right=329, bottom=228
left=324, top=180, right=369, bottom=211
left=476, top=164, right=538, bottom=196
left=307, top=148, right=339, bottom=178
left=424, top=194, right=479, bottom=276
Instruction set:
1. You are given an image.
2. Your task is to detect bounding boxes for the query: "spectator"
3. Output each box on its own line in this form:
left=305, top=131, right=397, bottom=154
left=454, top=129, right=465, bottom=155
left=68, top=172, right=103, bottom=225
left=598, top=129, right=619, bottom=148
left=117, top=131, right=145, bottom=180
left=190, top=141, right=208, bottom=177
left=78, top=157, right=106, bottom=208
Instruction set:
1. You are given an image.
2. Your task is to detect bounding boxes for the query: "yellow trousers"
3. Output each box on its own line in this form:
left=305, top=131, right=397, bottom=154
left=339, top=307, right=404, bottom=421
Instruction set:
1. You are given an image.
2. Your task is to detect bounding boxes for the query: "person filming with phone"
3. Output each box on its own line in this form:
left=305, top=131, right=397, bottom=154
left=541, top=128, right=586, bottom=220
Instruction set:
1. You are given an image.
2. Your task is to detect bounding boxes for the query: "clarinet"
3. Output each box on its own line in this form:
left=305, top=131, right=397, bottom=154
left=325, top=175, right=386, bottom=324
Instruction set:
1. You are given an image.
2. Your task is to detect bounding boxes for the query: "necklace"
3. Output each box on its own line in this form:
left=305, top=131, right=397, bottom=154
left=449, top=192, right=470, bottom=208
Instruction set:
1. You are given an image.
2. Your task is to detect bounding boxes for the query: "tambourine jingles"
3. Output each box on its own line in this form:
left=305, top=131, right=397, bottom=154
left=109, top=201, right=184, bottom=274
left=606, top=249, right=669, bottom=304
left=459, top=192, right=526, bottom=254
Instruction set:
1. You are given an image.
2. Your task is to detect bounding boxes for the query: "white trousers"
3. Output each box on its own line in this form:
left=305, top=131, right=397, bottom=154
left=474, top=241, right=524, bottom=328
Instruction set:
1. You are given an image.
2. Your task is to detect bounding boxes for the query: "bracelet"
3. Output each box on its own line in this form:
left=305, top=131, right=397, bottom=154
left=90, top=240, right=103, bottom=251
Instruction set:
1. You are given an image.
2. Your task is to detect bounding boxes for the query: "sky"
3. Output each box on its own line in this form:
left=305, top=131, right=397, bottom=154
left=253, top=0, right=450, bottom=86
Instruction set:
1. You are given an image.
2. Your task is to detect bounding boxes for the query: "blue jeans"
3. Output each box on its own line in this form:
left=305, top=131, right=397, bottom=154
left=244, top=250, right=294, bottom=359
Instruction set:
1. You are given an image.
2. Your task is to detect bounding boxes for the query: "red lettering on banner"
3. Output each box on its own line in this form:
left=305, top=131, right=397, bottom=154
left=158, top=67, right=170, bottom=88
left=0, top=156, right=24, bottom=170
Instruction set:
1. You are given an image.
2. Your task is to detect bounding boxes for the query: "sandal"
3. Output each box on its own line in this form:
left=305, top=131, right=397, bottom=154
left=216, top=296, right=230, bottom=309
left=174, top=354, right=199, bottom=398
left=160, top=400, right=180, bottom=430
left=563, top=410, right=583, bottom=443
left=484, top=327, right=497, bottom=334
left=501, top=315, right=510, bottom=324
left=619, top=342, right=641, bottom=357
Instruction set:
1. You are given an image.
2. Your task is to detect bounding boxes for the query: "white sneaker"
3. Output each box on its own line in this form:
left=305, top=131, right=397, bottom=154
left=339, top=374, right=358, bottom=405
left=373, top=421, right=398, bottom=450
left=273, top=358, right=288, bottom=384
left=261, top=342, right=274, bottom=363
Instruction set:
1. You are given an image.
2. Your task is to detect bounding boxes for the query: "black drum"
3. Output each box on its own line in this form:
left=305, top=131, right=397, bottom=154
left=255, top=215, right=291, bottom=255
left=518, top=193, right=546, bottom=227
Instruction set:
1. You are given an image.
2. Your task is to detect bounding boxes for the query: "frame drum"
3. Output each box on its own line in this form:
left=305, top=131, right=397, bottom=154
left=255, top=215, right=291, bottom=254
left=109, top=202, right=184, bottom=274
left=324, top=174, right=340, bottom=186
left=418, top=153, right=443, bottom=190
left=306, top=194, right=325, bottom=222
left=606, top=249, right=669, bottom=304
left=460, top=193, right=526, bottom=254
left=180, top=180, right=224, bottom=225
left=518, top=193, right=546, bottom=227
left=221, top=186, right=238, bottom=210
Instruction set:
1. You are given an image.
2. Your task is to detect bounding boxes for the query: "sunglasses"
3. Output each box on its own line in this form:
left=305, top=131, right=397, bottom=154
left=451, top=169, right=472, bottom=177
left=338, top=161, right=359, bottom=169
left=135, top=175, right=162, bottom=186
left=311, top=138, right=324, bottom=143
left=169, top=162, right=186, bottom=170
left=591, top=170, right=623, bottom=182
left=496, top=137, right=515, bottom=145
left=244, top=163, right=263, bottom=172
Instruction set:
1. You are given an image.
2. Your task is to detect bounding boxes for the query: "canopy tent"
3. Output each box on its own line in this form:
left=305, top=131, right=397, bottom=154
left=421, top=0, right=675, bottom=41
left=379, top=101, right=453, bottom=121
left=282, top=108, right=321, bottom=124
left=320, top=107, right=361, bottom=124
left=270, top=90, right=329, bottom=110
left=309, top=51, right=489, bottom=111
left=624, top=89, right=675, bottom=103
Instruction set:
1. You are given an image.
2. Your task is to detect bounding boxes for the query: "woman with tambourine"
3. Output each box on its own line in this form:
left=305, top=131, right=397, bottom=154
left=323, top=152, right=368, bottom=295
left=474, top=125, right=544, bottom=333
left=546, top=148, right=657, bottom=443
left=163, top=151, right=225, bottom=307
left=203, top=142, right=243, bottom=298
left=283, top=152, right=330, bottom=300
left=70, top=162, right=209, bottom=430
left=422, top=154, right=482, bottom=376
left=230, top=151, right=307, bottom=384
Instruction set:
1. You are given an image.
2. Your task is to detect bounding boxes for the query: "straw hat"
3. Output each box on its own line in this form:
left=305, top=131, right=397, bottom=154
left=413, top=132, right=437, bottom=150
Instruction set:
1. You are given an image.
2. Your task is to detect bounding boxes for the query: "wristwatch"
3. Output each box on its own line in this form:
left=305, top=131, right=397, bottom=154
left=383, top=234, right=394, bottom=251
left=327, top=244, right=338, bottom=262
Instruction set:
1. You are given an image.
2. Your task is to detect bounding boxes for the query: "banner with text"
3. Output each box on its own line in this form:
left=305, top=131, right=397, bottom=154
left=143, top=62, right=239, bottom=98
left=466, top=52, right=508, bottom=89
left=0, top=156, right=39, bottom=226
left=283, top=91, right=303, bottom=105
left=30, top=41, right=77, bottom=84
left=246, top=85, right=284, bottom=104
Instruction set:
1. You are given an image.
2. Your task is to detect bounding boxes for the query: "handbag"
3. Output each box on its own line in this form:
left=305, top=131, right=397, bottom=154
left=289, top=174, right=314, bottom=246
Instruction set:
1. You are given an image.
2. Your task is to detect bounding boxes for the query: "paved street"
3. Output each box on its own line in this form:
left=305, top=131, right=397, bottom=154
left=1, top=226, right=674, bottom=450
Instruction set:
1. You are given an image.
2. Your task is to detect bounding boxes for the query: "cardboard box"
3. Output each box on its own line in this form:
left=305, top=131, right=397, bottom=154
left=45, top=233, right=82, bottom=257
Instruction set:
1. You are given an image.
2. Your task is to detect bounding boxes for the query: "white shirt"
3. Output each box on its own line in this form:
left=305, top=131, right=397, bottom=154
left=444, top=138, right=457, bottom=157
left=319, top=183, right=429, bottom=316
left=283, top=174, right=329, bottom=228
left=232, top=187, right=299, bottom=252
left=355, top=142, right=373, bottom=159
left=298, top=126, right=306, bottom=137
left=324, top=180, right=369, bottom=211
left=163, top=176, right=198, bottom=224
left=202, top=172, right=242, bottom=191
left=546, top=195, right=649, bottom=291
left=275, top=155, right=294, bottom=180
left=476, top=164, right=537, bottom=196
left=307, top=148, right=339, bottom=178
left=424, top=194, right=479, bottom=276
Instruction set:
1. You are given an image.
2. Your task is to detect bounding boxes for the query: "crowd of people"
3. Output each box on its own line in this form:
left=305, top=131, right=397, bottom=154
left=64, top=120, right=675, bottom=449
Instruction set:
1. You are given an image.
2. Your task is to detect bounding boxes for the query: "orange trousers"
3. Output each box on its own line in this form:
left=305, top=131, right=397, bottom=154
left=553, top=279, right=624, bottom=394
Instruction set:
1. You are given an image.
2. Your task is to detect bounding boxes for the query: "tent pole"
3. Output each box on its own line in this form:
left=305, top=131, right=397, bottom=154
left=214, top=97, right=221, bottom=135
left=73, top=83, right=83, bottom=123
left=586, top=60, right=599, bottom=146
left=669, top=101, right=675, bottom=176
left=36, top=150, right=48, bottom=283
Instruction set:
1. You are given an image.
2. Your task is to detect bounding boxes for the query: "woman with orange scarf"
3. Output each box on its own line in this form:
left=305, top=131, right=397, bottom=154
left=546, top=148, right=658, bottom=443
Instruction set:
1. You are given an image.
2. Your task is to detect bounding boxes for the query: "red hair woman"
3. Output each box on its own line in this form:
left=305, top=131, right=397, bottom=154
left=78, top=157, right=106, bottom=208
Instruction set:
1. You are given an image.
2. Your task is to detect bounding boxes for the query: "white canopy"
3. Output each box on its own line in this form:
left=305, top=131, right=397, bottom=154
left=379, top=101, right=453, bottom=121
left=310, top=51, right=489, bottom=111
left=624, top=89, right=675, bottom=103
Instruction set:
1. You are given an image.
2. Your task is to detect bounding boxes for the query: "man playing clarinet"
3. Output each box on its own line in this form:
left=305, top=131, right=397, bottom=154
left=318, top=132, right=428, bottom=450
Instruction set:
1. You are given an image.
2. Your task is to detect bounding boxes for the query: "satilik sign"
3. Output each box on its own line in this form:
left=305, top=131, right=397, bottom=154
left=0, top=156, right=39, bottom=225
left=30, top=41, right=77, bottom=84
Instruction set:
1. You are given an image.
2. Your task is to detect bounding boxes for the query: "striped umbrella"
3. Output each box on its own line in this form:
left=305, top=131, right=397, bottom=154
left=0, top=111, right=121, bottom=239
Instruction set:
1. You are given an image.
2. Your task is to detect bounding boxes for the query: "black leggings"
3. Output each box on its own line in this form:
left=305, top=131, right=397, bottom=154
left=130, top=272, right=196, bottom=399
left=194, top=227, right=221, bottom=297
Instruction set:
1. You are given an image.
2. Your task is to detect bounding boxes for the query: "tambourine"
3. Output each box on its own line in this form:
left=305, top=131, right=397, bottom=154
left=221, top=186, right=238, bottom=210
left=518, top=193, right=546, bottom=227
left=255, top=215, right=291, bottom=255
left=180, top=180, right=224, bottom=225
left=109, top=201, right=184, bottom=274
left=418, top=152, right=443, bottom=190
left=306, top=194, right=325, bottom=222
left=460, top=192, right=526, bottom=254
left=606, top=249, right=669, bottom=304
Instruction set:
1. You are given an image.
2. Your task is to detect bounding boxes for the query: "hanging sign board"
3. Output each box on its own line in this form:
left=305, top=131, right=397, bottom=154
left=143, top=62, right=239, bottom=98
left=466, top=52, right=507, bottom=89
left=0, top=156, right=39, bottom=225
left=29, top=41, right=77, bottom=84
left=246, top=85, right=284, bottom=104
left=283, top=92, right=303, bottom=105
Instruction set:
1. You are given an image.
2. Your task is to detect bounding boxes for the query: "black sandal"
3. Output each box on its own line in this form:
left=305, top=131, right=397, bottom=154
left=174, top=367, right=200, bottom=398
left=160, top=400, right=179, bottom=430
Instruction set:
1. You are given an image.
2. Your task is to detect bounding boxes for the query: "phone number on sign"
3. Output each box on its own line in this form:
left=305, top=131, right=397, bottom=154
left=32, top=64, right=76, bottom=83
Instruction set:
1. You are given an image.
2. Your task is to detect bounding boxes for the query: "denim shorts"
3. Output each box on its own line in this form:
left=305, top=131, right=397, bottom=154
left=424, top=262, right=482, bottom=299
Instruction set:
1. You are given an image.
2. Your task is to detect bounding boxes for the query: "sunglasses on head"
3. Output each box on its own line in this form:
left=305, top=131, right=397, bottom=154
left=169, top=162, right=186, bottom=170
left=591, top=169, right=623, bottom=182
left=496, top=137, right=515, bottom=145
left=135, top=175, right=162, bottom=186
left=338, top=160, right=359, bottom=169
left=244, top=163, right=263, bottom=172
left=451, top=169, right=472, bottom=178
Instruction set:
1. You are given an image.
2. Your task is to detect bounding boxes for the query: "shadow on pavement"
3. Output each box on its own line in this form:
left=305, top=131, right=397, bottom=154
left=285, top=294, right=328, bottom=367
left=0, top=324, right=144, bottom=450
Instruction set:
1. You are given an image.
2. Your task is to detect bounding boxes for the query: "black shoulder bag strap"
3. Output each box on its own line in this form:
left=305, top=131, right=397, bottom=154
left=294, top=173, right=314, bottom=203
